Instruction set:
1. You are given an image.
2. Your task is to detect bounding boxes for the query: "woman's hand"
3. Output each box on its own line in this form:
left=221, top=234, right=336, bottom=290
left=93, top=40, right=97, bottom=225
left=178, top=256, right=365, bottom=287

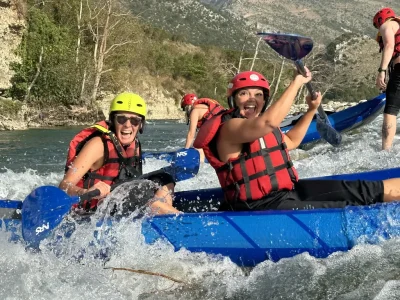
left=294, top=66, right=312, bottom=85
left=306, top=91, right=322, bottom=111
left=86, top=181, right=111, bottom=199
left=375, top=72, right=386, bottom=90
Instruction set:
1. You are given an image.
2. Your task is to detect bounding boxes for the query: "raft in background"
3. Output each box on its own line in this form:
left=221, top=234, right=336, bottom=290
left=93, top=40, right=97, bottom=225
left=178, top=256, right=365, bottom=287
left=280, top=93, right=386, bottom=144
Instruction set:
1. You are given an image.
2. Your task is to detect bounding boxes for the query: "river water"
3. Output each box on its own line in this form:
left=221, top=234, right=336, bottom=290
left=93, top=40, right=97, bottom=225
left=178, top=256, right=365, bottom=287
left=0, top=118, right=400, bottom=300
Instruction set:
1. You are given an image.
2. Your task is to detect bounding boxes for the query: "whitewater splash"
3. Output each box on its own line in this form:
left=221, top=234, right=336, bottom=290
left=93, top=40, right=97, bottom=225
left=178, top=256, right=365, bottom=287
left=1, top=117, right=400, bottom=299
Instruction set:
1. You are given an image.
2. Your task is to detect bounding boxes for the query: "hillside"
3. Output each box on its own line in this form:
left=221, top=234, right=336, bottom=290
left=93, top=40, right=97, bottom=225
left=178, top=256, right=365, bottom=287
left=126, top=0, right=254, bottom=49
left=128, top=0, right=400, bottom=49
left=323, top=33, right=380, bottom=101
left=201, top=0, right=400, bottom=45
left=127, top=0, right=392, bottom=102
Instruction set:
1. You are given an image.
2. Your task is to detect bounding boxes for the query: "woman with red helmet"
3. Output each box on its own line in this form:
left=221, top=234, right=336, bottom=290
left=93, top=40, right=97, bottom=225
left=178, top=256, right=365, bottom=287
left=180, top=93, right=225, bottom=162
left=193, top=70, right=400, bottom=211
left=373, top=7, right=400, bottom=150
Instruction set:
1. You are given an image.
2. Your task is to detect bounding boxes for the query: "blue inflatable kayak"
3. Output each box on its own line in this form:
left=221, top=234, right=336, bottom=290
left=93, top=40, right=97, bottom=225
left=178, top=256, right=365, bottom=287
left=281, top=93, right=386, bottom=144
left=143, top=93, right=386, bottom=161
left=0, top=165, right=399, bottom=267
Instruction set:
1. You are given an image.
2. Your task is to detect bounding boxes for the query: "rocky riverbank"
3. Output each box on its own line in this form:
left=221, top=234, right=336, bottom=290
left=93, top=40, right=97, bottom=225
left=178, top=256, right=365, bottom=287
left=0, top=96, right=367, bottom=131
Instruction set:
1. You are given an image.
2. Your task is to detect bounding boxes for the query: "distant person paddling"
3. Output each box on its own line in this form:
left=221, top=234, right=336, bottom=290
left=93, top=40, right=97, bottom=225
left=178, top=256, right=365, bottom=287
left=373, top=7, right=400, bottom=150
left=180, top=93, right=225, bottom=162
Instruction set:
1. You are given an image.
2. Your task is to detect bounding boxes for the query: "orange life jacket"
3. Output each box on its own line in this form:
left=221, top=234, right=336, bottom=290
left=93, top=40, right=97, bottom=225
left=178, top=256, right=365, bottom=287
left=191, top=98, right=224, bottom=128
left=65, top=121, right=142, bottom=210
left=194, top=109, right=298, bottom=202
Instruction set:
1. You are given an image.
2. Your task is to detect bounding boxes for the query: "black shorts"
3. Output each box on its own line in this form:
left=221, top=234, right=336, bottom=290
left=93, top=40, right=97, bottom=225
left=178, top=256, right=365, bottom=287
left=219, top=179, right=384, bottom=211
left=385, top=63, right=400, bottom=116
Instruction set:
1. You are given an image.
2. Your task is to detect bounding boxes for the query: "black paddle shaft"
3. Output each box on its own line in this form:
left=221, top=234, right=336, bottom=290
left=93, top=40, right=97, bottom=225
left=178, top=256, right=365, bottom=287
left=77, top=189, right=101, bottom=207
left=295, top=60, right=329, bottom=121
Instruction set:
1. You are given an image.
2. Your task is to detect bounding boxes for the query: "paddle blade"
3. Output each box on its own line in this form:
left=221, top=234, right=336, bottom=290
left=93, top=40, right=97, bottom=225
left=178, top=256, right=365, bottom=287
left=22, top=186, right=79, bottom=248
left=257, top=32, right=313, bottom=61
left=316, top=114, right=342, bottom=146
left=258, top=34, right=343, bottom=147
left=163, top=148, right=200, bottom=182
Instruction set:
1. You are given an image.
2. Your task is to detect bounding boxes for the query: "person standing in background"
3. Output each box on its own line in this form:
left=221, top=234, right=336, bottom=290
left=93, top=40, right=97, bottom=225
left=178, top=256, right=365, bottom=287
left=373, top=7, right=400, bottom=150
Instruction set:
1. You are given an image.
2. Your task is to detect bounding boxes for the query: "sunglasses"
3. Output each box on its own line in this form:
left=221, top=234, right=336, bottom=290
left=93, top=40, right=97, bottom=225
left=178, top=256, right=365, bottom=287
left=115, top=115, right=142, bottom=126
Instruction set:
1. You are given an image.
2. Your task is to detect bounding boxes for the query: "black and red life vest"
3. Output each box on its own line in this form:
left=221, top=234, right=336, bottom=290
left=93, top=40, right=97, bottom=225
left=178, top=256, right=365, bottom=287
left=191, top=98, right=224, bottom=128
left=376, top=18, right=400, bottom=57
left=65, top=121, right=142, bottom=209
left=194, top=109, right=298, bottom=202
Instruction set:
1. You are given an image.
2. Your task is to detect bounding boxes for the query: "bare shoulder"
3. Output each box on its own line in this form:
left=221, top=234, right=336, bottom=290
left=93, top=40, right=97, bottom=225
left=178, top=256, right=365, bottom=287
left=190, top=107, right=205, bottom=119
left=84, top=135, right=104, bottom=149
left=79, top=136, right=105, bottom=159
left=383, top=20, right=400, bottom=32
left=65, top=135, right=105, bottom=177
left=392, top=20, right=400, bottom=31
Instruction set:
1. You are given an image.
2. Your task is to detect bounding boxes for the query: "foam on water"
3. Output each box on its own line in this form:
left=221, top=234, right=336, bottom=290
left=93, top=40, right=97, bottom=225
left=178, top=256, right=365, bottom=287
left=1, top=117, right=400, bottom=299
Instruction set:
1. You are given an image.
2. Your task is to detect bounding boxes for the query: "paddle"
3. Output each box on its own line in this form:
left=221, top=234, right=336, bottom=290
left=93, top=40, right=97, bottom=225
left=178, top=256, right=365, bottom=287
left=257, top=32, right=342, bottom=146
left=21, top=147, right=200, bottom=248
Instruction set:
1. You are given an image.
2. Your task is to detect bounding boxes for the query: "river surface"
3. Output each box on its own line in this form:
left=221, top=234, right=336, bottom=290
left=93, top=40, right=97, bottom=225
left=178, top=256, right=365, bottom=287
left=0, top=118, right=400, bottom=300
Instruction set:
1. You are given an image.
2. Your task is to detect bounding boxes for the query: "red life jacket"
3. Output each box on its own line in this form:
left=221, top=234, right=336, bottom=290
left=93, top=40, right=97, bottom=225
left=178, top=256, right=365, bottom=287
left=192, top=98, right=224, bottom=128
left=65, top=121, right=142, bottom=210
left=376, top=18, right=400, bottom=57
left=194, top=109, right=298, bottom=202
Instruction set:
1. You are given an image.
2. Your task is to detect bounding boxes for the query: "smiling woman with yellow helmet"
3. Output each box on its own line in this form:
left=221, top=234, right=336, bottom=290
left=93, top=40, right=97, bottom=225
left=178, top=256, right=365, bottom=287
left=109, top=92, right=147, bottom=134
left=59, top=92, right=179, bottom=216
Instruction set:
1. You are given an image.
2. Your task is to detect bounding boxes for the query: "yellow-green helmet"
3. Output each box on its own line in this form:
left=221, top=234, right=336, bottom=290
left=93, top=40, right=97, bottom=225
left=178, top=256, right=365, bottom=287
left=109, top=92, right=147, bottom=119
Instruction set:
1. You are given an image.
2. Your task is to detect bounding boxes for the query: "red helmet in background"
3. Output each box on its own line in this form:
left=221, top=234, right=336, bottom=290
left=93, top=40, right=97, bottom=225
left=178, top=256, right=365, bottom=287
left=180, top=93, right=197, bottom=110
left=227, top=71, right=270, bottom=112
left=373, top=7, right=396, bottom=29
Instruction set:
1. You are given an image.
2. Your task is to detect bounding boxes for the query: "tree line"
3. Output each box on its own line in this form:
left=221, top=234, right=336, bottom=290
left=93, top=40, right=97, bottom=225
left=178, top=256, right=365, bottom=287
left=5, top=0, right=378, bottom=112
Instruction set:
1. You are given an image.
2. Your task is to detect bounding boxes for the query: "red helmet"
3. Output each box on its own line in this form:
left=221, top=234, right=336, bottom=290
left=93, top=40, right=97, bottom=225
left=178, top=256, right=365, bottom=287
left=180, top=94, right=197, bottom=110
left=373, top=7, right=396, bottom=29
left=227, top=71, right=270, bottom=112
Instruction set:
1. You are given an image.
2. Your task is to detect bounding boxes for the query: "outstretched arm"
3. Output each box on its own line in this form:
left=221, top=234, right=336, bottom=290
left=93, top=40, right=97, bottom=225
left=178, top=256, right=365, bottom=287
left=184, top=110, right=199, bottom=148
left=284, top=92, right=322, bottom=150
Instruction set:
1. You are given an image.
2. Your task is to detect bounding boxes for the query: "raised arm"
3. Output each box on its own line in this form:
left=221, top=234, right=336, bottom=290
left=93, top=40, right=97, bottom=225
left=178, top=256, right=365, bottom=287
left=184, top=109, right=200, bottom=148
